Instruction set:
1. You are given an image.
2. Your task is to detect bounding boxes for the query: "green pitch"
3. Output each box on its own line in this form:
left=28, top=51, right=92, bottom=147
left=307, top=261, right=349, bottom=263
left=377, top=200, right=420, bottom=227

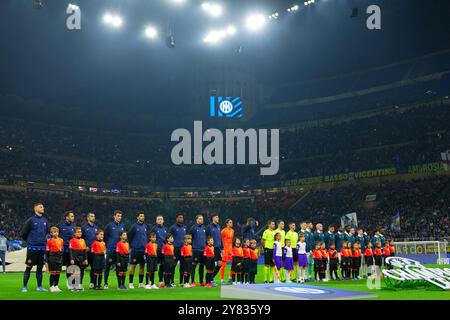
left=0, top=265, right=448, bottom=300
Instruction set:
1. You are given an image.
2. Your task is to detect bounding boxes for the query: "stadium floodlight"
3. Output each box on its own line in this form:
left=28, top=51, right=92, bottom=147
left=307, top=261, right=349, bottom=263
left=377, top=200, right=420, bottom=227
left=202, top=2, right=223, bottom=17
left=269, top=12, right=279, bottom=19
left=103, top=13, right=123, bottom=28
left=204, top=25, right=235, bottom=44
left=226, top=25, right=236, bottom=35
left=245, top=14, right=266, bottom=31
left=144, top=25, right=158, bottom=39
left=203, top=30, right=221, bottom=44
left=209, top=4, right=223, bottom=16
left=201, top=2, right=210, bottom=11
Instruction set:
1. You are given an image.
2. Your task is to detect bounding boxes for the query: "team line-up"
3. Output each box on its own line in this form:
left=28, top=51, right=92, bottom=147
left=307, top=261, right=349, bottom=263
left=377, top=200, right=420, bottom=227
left=20, top=203, right=395, bottom=292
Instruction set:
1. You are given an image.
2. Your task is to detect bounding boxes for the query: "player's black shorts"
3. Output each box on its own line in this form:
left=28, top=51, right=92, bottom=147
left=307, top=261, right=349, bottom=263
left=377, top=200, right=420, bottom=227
left=242, top=258, right=250, bottom=273
left=106, top=251, right=117, bottom=266
left=62, top=251, right=70, bottom=266
left=374, top=255, right=382, bottom=266
left=47, top=252, right=63, bottom=271
left=193, top=250, right=204, bottom=265
left=263, top=248, right=274, bottom=266
left=231, top=257, right=243, bottom=273
left=146, top=255, right=158, bottom=273
left=163, top=255, right=176, bottom=273
left=329, top=259, right=339, bottom=269
left=174, top=247, right=182, bottom=262
left=214, top=247, right=222, bottom=261
left=182, top=256, right=193, bottom=274
left=92, top=254, right=105, bottom=272
left=292, top=250, right=298, bottom=262
left=313, top=259, right=323, bottom=271
left=157, top=251, right=164, bottom=266
left=87, top=251, right=94, bottom=267
left=353, top=257, right=361, bottom=268
left=248, top=260, right=258, bottom=274
left=117, top=254, right=129, bottom=273
left=71, top=251, right=86, bottom=268
left=130, top=251, right=146, bottom=265
left=205, top=257, right=215, bottom=272
left=365, top=255, right=374, bottom=266
left=26, top=247, right=46, bottom=267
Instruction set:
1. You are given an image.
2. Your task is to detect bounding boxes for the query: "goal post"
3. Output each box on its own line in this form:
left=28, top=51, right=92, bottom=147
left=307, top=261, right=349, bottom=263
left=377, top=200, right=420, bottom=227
left=394, top=240, right=449, bottom=265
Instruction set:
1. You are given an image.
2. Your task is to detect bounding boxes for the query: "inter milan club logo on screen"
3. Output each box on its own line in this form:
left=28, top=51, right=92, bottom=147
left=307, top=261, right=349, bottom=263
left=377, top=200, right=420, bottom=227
left=210, top=96, right=243, bottom=118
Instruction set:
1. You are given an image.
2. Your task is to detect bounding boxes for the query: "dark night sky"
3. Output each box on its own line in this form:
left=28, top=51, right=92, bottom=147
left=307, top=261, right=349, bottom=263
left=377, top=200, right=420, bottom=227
left=1, top=0, right=449, bottom=119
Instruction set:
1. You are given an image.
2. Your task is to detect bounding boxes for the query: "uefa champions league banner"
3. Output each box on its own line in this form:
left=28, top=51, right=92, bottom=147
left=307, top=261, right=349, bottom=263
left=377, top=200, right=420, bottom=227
left=341, top=212, right=358, bottom=229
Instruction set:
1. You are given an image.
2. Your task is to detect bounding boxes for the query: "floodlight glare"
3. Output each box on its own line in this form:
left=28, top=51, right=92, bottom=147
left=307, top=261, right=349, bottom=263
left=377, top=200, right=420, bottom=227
left=202, top=2, right=223, bottom=17
left=226, top=25, right=236, bottom=35
left=144, top=26, right=158, bottom=39
left=103, top=13, right=123, bottom=28
left=245, top=14, right=266, bottom=31
left=103, top=13, right=113, bottom=24
left=204, top=30, right=221, bottom=44
left=209, top=4, right=223, bottom=17
left=111, top=16, right=123, bottom=28
left=202, top=2, right=210, bottom=11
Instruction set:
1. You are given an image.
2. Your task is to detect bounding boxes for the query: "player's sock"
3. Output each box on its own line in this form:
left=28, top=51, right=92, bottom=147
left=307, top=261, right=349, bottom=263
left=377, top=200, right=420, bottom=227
left=232, top=273, right=236, bottom=282
left=98, top=274, right=103, bottom=287
left=139, top=274, right=144, bottom=284
left=191, top=263, right=197, bottom=283
left=49, top=274, right=54, bottom=287
left=180, top=268, right=184, bottom=285
left=269, top=267, right=275, bottom=282
left=80, top=268, right=85, bottom=284
left=23, top=266, right=32, bottom=287
left=36, top=266, right=43, bottom=287
left=90, top=268, right=94, bottom=285
left=199, top=264, right=205, bottom=283
left=150, top=272, right=155, bottom=285
left=158, top=265, right=164, bottom=283
left=164, top=273, right=171, bottom=286
left=145, top=273, right=149, bottom=285
left=104, top=264, right=110, bottom=285
left=116, top=271, right=121, bottom=286
left=129, top=274, right=134, bottom=285
left=280, top=268, right=285, bottom=281
left=285, top=270, right=290, bottom=282
left=184, top=273, right=190, bottom=284
left=212, top=265, right=220, bottom=279
left=219, top=263, right=226, bottom=280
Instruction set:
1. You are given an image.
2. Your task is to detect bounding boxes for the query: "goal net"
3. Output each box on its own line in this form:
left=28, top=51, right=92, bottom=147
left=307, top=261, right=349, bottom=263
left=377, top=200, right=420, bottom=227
left=394, top=241, right=449, bottom=265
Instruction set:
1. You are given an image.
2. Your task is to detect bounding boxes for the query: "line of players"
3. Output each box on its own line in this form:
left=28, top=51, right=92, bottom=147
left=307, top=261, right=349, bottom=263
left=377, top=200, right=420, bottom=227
left=20, top=203, right=395, bottom=292
left=261, top=220, right=395, bottom=284
left=21, top=203, right=244, bottom=292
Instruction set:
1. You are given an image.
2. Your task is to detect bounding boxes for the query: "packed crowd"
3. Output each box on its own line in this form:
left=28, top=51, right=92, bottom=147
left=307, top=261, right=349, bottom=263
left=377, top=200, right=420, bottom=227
left=1, top=175, right=449, bottom=243
left=1, top=101, right=449, bottom=188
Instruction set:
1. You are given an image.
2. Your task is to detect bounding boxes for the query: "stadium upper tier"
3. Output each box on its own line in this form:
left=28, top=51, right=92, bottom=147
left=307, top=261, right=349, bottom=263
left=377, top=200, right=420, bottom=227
left=1, top=100, right=449, bottom=188
left=255, top=50, right=450, bottom=126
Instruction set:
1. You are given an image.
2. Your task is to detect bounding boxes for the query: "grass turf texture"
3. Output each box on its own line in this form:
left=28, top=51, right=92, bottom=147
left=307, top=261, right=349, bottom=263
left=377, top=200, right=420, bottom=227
left=0, top=264, right=448, bottom=300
